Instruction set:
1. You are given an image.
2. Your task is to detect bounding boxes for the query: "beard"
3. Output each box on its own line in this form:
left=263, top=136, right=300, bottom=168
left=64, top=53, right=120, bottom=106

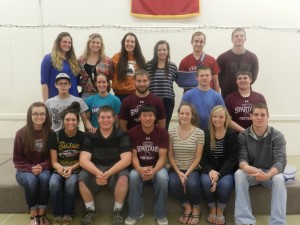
left=136, top=86, right=149, bottom=94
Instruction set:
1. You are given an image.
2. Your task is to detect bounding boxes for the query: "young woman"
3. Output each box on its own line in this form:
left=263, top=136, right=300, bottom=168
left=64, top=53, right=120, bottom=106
left=111, top=32, right=146, bottom=101
left=168, top=103, right=204, bottom=224
left=85, top=73, right=121, bottom=129
left=13, top=102, right=52, bottom=225
left=49, top=101, right=88, bottom=225
left=200, top=105, right=239, bottom=225
left=146, top=40, right=178, bottom=130
left=78, top=33, right=113, bottom=99
left=41, top=32, right=81, bottom=101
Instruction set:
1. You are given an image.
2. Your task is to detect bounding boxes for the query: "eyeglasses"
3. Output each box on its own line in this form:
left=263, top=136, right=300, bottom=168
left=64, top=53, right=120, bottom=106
left=56, top=82, right=70, bottom=86
left=32, top=112, right=47, bottom=117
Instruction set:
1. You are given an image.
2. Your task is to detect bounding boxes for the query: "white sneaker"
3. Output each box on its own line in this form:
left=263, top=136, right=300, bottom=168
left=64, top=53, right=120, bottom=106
left=157, top=217, right=168, bottom=225
left=125, top=214, right=144, bottom=225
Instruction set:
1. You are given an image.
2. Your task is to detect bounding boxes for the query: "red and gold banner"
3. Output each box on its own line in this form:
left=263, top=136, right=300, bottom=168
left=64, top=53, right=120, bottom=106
left=131, top=0, right=200, bottom=18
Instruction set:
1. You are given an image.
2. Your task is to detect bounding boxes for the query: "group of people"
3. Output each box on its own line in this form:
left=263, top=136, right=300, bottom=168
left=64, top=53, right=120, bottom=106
left=13, top=27, right=287, bottom=225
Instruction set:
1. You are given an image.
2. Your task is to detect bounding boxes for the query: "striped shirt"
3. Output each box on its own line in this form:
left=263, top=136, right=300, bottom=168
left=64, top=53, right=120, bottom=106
left=211, top=138, right=224, bottom=165
left=146, top=61, right=178, bottom=99
left=169, top=127, right=204, bottom=170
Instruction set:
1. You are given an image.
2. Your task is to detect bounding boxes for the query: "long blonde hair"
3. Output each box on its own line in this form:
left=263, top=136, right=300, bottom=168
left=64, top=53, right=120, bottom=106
left=82, top=33, right=106, bottom=59
left=209, top=105, right=231, bottom=148
left=51, top=32, right=80, bottom=76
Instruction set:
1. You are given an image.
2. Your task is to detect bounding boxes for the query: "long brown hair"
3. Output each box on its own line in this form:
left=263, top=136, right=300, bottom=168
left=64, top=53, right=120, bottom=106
left=148, top=40, right=170, bottom=76
left=178, top=102, right=200, bottom=127
left=23, top=102, right=51, bottom=157
left=117, top=32, right=145, bottom=81
left=51, top=32, right=80, bottom=75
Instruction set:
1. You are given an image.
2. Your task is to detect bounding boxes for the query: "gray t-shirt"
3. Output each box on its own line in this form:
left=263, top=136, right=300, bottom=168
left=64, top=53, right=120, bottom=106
left=45, top=95, right=88, bottom=131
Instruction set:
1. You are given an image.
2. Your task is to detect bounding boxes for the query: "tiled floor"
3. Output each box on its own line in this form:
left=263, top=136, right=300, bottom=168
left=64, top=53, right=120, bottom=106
left=0, top=213, right=300, bottom=225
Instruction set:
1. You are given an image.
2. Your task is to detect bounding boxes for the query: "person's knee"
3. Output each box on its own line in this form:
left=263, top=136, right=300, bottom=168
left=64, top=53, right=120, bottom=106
left=272, top=174, right=285, bottom=186
left=116, top=175, right=128, bottom=187
left=234, top=169, right=247, bottom=183
left=155, top=169, right=169, bottom=185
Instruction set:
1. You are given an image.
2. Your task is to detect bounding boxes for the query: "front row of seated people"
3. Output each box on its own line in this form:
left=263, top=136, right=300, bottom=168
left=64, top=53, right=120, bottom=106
left=13, top=100, right=287, bottom=225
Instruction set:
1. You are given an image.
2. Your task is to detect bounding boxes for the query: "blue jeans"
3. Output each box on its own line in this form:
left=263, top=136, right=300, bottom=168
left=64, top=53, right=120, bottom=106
left=128, top=168, right=169, bottom=219
left=201, top=173, right=234, bottom=210
left=16, top=170, right=51, bottom=210
left=168, top=169, right=201, bottom=206
left=161, top=98, right=174, bottom=130
left=49, top=173, right=78, bottom=216
left=234, top=169, right=287, bottom=225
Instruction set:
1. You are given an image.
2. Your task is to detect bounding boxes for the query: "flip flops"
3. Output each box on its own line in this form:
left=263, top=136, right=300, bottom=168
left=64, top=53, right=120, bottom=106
left=215, top=215, right=226, bottom=225
left=206, top=213, right=216, bottom=224
left=178, top=213, right=191, bottom=224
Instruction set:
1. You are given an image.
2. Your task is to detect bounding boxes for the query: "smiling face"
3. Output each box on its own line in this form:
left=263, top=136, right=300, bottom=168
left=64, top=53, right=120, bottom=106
left=211, top=109, right=226, bottom=129
left=124, top=35, right=136, bottom=53
left=140, top=111, right=156, bottom=129
left=192, top=35, right=206, bottom=53
left=60, top=36, right=72, bottom=53
left=95, top=74, right=108, bottom=94
left=178, top=105, right=193, bottom=125
left=157, top=43, right=168, bottom=61
left=31, top=106, right=47, bottom=128
left=89, top=37, right=102, bottom=54
left=135, top=74, right=150, bottom=94
left=64, top=113, right=78, bottom=132
left=98, top=111, right=115, bottom=131
left=55, top=78, right=71, bottom=94
left=236, top=74, right=252, bottom=90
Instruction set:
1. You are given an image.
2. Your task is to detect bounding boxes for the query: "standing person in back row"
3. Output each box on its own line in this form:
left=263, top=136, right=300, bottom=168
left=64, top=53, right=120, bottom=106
left=235, top=103, right=286, bottom=225
left=217, top=28, right=259, bottom=99
left=111, top=32, right=146, bottom=102
left=41, top=32, right=81, bottom=101
left=179, top=31, right=221, bottom=93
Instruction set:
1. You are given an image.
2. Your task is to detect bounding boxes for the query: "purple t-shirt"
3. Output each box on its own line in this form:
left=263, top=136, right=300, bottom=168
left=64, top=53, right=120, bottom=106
left=128, top=125, right=169, bottom=167
left=119, top=93, right=166, bottom=130
left=225, top=91, right=266, bottom=129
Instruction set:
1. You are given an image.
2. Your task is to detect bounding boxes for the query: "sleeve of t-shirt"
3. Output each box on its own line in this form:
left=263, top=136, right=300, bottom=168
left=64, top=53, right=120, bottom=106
left=118, top=97, right=130, bottom=120
left=40, top=54, right=52, bottom=85
left=216, top=93, right=225, bottom=106
left=82, top=135, right=92, bottom=153
left=84, top=97, right=92, bottom=113
left=250, top=54, right=259, bottom=84
left=159, top=129, right=169, bottom=149
left=113, top=97, right=121, bottom=114
left=178, top=58, right=187, bottom=71
left=48, top=131, right=59, bottom=150
left=128, top=129, right=137, bottom=149
left=211, top=59, right=221, bottom=75
left=224, top=96, right=233, bottom=116
left=79, top=98, right=89, bottom=113
left=119, top=132, right=132, bottom=154
left=181, top=92, right=191, bottom=104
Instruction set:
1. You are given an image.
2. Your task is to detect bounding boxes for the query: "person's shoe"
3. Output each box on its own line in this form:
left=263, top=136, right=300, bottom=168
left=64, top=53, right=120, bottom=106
left=125, top=214, right=144, bottom=225
left=53, top=216, right=63, bottom=225
left=29, top=216, right=39, bottom=225
left=62, top=215, right=72, bottom=225
left=112, top=208, right=124, bottom=225
left=157, top=217, right=168, bottom=225
left=39, top=215, right=50, bottom=225
left=81, top=208, right=97, bottom=225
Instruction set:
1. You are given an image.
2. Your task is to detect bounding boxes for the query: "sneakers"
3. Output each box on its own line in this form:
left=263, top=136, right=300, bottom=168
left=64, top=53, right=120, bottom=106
left=125, top=214, right=144, bottom=225
left=81, top=208, right=97, bottom=225
left=112, top=208, right=124, bottom=225
left=157, top=217, right=168, bottom=225
left=53, top=216, right=63, bottom=225
left=62, top=215, right=72, bottom=225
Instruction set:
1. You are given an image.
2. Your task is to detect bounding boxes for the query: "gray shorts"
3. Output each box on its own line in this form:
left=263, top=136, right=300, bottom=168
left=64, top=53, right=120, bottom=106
left=78, top=165, right=129, bottom=196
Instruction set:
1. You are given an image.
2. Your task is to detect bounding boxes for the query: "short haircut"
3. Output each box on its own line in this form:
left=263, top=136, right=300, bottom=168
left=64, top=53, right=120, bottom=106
left=97, top=105, right=115, bottom=118
left=196, top=65, right=212, bottom=75
left=251, top=103, right=269, bottom=115
left=231, top=28, right=246, bottom=39
left=191, top=31, right=206, bottom=42
left=133, top=69, right=150, bottom=80
left=137, top=104, right=157, bottom=118
left=236, top=70, right=253, bottom=80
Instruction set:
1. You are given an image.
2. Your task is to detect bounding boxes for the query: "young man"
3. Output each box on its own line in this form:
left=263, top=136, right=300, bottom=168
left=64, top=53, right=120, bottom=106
left=225, top=70, right=267, bottom=132
left=45, top=73, right=93, bottom=132
left=217, top=28, right=259, bottom=99
left=179, top=31, right=221, bottom=93
left=119, top=69, right=166, bottom=131
left=125, top=105, right=169, bottom=225
left=78, top=105, right=132, bottom=225
left=235, top=103, right=287, bottom=225
left=181, top=65, right=224, bottom=130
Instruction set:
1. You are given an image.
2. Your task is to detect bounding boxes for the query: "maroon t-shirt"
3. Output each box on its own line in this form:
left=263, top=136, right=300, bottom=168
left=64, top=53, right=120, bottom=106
left=119, top=93, right=166, bottom=130
left=225, top=91, right=266, bottom=129
left=128, top=125, right=169, bottom=167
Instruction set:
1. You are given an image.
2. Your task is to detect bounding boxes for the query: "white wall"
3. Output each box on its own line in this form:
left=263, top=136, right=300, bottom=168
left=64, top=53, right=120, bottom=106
left=1, top=0, right=300, bottom=154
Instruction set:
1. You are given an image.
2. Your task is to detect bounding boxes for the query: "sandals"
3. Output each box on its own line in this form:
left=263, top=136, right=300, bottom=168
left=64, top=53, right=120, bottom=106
left=188, top=214, right=200, bottom=225
left=215, top=215, right=226, bottom=225
left=178, top=213, right=191, bottom=224
left=39, top=215, right=50, bottom=225
left=206, top=213, right=216, bottom=224
left=30, top=216, right=39, bottom=225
